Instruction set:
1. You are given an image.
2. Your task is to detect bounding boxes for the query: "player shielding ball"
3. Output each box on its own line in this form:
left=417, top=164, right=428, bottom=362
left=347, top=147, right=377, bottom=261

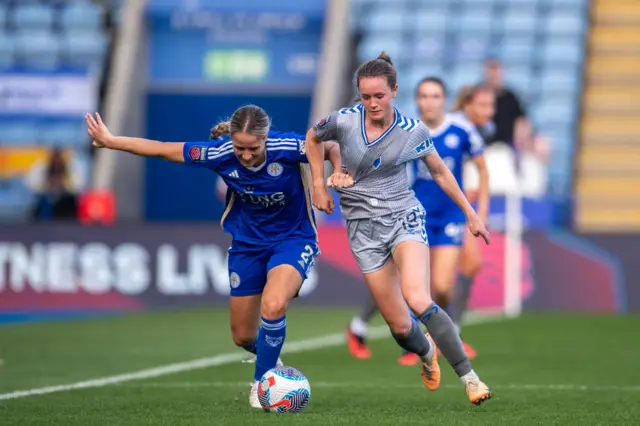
left=305, top=52, right=492, bottom=405
left=85, top=105, right=341, bottom=409
left=344, top=78, right=491, bottom=366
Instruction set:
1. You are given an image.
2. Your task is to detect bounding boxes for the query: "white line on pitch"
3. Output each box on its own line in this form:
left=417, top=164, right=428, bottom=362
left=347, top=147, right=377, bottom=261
left=122, top=381, right=640, bottom=392
left=0, top=313, right=499, bottom=401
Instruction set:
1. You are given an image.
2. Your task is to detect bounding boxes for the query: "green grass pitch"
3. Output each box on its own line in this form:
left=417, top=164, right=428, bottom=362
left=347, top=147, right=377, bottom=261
left=0, top=308, right=638, bottom=425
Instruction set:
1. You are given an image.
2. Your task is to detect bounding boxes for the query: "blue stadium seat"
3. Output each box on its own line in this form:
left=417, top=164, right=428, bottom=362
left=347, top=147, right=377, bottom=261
left=505, top=68, right=535, bottom=99
left=414, top=8, right=448, bottom=33
left=15, top=32, right=61, bottom=69
left=505, top=0, right=540, bottom=5
left=457, top=9, right=494, bottom=35
left=60, top=1, right=103, bottom=32
left=539, top=68, right=580, bottom=97
left=532, top=101, right=576, bottom=129
left=544, top=13, right=587, bottom=37
left=453, top=37, right=490, bottom=61
left=367, top=8, right=404, bottom=32
left=540, top=39, right=583, bottom=66
left=500, top=37, right=537, bottom=62
left=12, top=3, right=55, bottom=30
left=61, top=31, right=108, bottom=67
left=0, top=6, right=6, bottom=30
left=500, top=9, right=539, bottom=35
left=0, top=32, right=16, bottom=69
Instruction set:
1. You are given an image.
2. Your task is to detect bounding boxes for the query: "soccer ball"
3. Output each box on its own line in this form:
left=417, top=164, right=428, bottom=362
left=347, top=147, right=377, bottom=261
left=258, top=365, right=311, bottom=413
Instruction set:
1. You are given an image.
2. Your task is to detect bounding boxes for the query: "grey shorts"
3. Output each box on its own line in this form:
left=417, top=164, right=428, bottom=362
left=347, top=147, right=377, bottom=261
left=347, top=205, right=429, bottom=274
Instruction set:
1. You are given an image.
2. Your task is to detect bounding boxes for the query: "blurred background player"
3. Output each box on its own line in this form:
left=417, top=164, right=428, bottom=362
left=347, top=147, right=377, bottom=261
left=84, top=105, right=342, bottom=409
left=345, top=79, right=490, bottom=366
left=447, top=85, right=495, bottom=353
left=307, top=53, right=492, bottom=405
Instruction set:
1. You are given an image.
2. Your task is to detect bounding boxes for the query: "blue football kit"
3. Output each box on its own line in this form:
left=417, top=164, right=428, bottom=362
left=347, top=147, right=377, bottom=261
left=183, top=130, right=319, bottom=296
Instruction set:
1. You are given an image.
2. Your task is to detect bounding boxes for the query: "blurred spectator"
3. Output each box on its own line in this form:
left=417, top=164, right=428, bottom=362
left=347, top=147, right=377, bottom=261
left=483, top=59, right=528, bottom=148
left=25, top=148, right=85, bottom=221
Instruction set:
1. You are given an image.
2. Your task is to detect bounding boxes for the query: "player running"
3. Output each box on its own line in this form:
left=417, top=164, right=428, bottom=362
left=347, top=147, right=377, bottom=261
left=446, top=84, right=496, bottom=357
left=84, top=105, right=342, bottom=409
left=344, top=79, right=491, bottom=366
left=305, top=52, right=492, bottom=406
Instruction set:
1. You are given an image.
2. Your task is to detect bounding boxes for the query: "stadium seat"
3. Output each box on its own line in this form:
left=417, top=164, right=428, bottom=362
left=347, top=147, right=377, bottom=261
left=0, top=178, right=35, bottom=222
left=0, top=32, right=16, bottom=69
left=15, top=32, right=61, bottom=69
left=539, top=38, right=584, bottom=66
left=366, top=9, right=404, bottom=33
left=457, top=9, right=494, bottom=35
left=500, top=9, right=539, bottom=35
left=60, top=1, right=103, bottom=32
left=61, top=31, right=108, bottom=67
left=358, top=36, right=399, bottom=62
left=413, top=8, right=448, bottom=33
left=544, top=13, right=587, bottom=37
left=500, top=36, right=537, bottom=62
left=12, top=3, right=55, bottom=30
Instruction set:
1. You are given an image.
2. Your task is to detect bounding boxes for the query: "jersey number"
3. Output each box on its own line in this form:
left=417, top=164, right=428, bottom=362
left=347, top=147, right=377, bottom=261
left=298, top=244, right=316, bottom=273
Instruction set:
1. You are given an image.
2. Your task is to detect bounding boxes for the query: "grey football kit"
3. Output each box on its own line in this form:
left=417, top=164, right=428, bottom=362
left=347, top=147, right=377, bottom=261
left=314, top=104, right=435, bottom=273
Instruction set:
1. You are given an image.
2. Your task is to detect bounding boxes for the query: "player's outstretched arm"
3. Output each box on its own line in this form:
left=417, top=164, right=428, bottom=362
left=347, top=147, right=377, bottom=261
left=422, top=151, right=490, bottom=244
left=86, top=112, right=185, bottom=163
left=472, top=154, right=490, bottom=225
left=305, top=128, right=334, bottom=214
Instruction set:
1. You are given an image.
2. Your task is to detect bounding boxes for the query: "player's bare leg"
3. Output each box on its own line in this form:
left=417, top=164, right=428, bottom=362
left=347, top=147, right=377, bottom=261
left=248, top=265, right=302, bottom=409
left=449, top=229, right=483, bottom=359
left=363, top=261, right=439, bottom=390
left=393, top=241, right=491, bottom=405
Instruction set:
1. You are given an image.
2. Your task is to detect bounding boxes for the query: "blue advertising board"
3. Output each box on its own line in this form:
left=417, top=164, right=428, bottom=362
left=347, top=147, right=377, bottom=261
left=143, top=1, right=325, bottom=220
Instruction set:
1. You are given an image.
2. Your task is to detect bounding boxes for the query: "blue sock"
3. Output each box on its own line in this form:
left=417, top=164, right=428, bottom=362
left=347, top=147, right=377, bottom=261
left=254, top=315, right=286, bottom=381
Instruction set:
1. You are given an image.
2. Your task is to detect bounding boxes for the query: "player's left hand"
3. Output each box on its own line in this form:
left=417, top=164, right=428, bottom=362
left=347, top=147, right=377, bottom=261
left=468, top=214, right=490, bottom=245
left=327, top=172, right=354, bottom=189
left=85, top=112, right=113, bottom=148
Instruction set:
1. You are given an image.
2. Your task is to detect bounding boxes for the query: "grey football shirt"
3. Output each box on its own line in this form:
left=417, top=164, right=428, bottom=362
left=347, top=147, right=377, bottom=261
left=314, top=104, right=435, bottom=220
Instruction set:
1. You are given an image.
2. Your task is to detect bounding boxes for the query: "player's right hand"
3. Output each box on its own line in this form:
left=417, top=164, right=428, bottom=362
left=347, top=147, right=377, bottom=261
left=85, top=112, right=113, bottom=148
left=327, top=172, right=354, bottom=189
left=312, top=186, right=335, bottom=214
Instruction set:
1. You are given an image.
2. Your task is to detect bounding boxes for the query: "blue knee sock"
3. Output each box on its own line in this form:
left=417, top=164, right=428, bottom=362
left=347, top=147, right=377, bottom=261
left=254, top=315, right=286, bottom=381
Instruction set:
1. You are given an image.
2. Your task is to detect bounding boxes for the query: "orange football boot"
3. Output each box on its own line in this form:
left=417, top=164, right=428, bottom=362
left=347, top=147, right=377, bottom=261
left=345, top=328, right=371, bottom=360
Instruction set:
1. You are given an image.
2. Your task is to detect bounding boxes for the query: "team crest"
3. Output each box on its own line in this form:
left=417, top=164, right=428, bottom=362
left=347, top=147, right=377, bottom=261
left=267, top=162, right=283, bottom=177
left=230, top=272, right=241, bottom=288
left=189, top=146, right=206, bottom=161
left=315, top=115, right=331, bottom=128
left=445, top=134, right=460, bottom=148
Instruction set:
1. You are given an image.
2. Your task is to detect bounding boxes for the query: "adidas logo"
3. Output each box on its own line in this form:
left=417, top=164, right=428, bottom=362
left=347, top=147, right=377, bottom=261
left=228, top=170, right=239, bottom=178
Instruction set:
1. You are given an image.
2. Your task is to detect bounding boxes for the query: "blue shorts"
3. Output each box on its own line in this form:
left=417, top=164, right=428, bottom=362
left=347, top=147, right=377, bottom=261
left=426, top=222, right=465, bottom=247
left=227, top=239, right=320, bottom=297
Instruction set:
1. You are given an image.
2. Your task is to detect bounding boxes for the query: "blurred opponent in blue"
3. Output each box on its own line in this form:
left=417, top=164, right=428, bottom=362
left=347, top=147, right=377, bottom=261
left=85, top=105, right=341, bottom=410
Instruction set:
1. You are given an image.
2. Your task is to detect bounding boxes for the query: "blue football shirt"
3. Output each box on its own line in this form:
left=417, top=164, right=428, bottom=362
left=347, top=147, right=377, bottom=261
left=183, top=130, right=317, bottom=246
left=408, top=113, right=485, bottom=225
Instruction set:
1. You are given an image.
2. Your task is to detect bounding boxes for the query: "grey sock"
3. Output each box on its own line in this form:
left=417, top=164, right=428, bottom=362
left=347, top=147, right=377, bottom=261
left=448, top=274, right=474, bottom=327
left=418, top=302, right=472, bottom=377
left=357, top=294, right=380, bottom=323
left=391, top=320, right=431, bottom=358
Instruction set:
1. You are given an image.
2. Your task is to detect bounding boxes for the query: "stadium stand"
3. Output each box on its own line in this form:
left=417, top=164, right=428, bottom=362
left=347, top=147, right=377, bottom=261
left=576, top=0, right=640, bottom=231
left=351, top=0, right=590, bottom=202
left=0, top=0, right=117, bottom=221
